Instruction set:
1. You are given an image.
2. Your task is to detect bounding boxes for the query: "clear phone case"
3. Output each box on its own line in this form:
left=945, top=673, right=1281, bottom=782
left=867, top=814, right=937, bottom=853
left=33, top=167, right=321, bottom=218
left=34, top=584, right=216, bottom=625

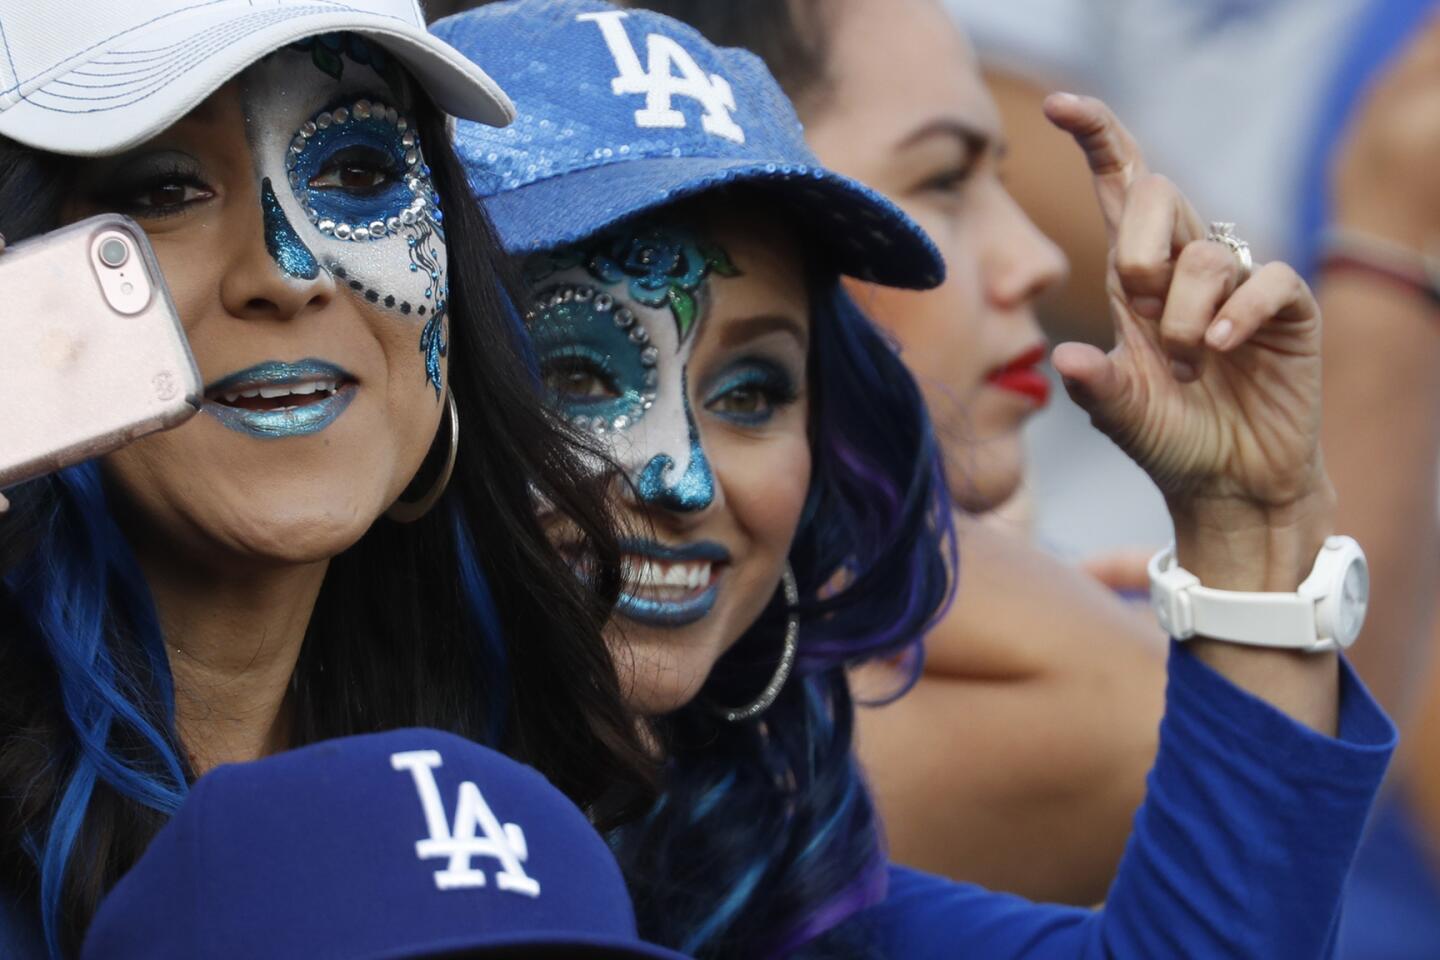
left=0, top=213, right=201, bottom=489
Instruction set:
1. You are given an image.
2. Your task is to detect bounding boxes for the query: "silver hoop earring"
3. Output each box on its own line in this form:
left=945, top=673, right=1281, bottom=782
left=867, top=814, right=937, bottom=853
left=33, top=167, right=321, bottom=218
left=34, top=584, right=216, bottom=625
left=386, top=390, right=459, bottom=524
left=720, top=563, right=800, bottom=723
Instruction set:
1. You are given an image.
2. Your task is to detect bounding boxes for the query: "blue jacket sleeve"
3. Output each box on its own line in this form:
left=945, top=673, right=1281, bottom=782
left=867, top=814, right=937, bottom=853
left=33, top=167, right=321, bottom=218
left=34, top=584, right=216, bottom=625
left=855, top=641, right=1396, bottom=959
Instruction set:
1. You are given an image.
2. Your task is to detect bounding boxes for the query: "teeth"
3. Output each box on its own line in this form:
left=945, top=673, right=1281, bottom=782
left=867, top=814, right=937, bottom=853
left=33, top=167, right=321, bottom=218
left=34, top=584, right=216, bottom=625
left=221, top=379, right=338, bottom=402
left=621, top=556, right=713, bottom=592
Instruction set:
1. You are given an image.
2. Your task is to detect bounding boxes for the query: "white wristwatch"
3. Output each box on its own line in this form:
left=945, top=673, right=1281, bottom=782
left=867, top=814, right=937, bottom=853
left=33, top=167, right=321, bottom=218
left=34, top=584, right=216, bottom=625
left=1147, top=536, right=1369, bottom=652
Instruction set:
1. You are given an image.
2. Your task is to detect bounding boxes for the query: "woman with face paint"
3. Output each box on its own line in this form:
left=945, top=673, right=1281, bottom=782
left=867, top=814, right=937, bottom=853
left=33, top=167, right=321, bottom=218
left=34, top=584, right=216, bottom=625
left=614, top=0, right=1169, bottom=903
left=441, top=3, right=1392, bottom=959
left=0, top=4, right=653, bottom=957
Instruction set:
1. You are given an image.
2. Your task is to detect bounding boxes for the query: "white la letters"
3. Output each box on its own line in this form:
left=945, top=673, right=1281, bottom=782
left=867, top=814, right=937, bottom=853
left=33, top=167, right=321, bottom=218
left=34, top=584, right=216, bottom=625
left=578, top=10, right=746, bottom=143
left=391, top=749, right=541, bottom=897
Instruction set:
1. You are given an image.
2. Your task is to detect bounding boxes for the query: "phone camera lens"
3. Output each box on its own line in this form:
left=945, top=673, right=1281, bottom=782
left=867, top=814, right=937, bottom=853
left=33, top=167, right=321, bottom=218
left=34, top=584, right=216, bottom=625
left=98, top=236, right=130, bottom=268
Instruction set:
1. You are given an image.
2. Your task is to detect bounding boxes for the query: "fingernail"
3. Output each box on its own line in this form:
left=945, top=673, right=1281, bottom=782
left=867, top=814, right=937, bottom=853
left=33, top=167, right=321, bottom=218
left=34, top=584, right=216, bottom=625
left=1206, top=318, right=1234, bottom=348
left=1052, top=92, right=1080, bottom=105
left=1170, top=359, right=1198, bottom=382
left=1132, top=296, right=1164, bottom=319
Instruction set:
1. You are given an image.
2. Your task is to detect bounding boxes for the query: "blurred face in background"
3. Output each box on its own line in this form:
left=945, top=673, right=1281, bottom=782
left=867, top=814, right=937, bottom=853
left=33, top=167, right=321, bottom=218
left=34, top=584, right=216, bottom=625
left=801, top=0, right=1067, bottom=512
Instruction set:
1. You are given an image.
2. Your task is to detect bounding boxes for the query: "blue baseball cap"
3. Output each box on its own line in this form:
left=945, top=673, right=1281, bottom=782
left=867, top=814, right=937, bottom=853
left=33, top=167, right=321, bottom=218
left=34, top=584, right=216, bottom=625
left=81, top=729, right=690, bottom=960
left=433, top=0, right=945, bottom=289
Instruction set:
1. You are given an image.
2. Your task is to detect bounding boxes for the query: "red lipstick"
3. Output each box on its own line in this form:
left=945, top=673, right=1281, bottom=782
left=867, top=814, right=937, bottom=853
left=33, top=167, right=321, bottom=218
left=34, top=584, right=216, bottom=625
left=986, top=345, right=1051, bottom=406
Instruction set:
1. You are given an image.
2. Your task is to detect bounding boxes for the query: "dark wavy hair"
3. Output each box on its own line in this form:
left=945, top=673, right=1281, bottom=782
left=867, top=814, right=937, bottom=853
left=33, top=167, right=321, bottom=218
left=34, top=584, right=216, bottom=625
left=609, top=268, right=956, bottom=959
left=0, top=89, right=652, bottom=957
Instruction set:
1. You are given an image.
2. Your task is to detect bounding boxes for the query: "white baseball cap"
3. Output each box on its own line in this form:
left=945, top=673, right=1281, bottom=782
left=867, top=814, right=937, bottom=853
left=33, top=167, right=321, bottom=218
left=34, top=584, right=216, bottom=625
left=0, top=0, right=515, bottom=157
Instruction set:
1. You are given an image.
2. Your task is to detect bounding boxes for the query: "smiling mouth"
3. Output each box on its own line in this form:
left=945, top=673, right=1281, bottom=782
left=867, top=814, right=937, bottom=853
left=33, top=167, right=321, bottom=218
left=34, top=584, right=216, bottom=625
left=202, top=359, right=358, bottom=439
left=614, top=539, right=731, bottom=627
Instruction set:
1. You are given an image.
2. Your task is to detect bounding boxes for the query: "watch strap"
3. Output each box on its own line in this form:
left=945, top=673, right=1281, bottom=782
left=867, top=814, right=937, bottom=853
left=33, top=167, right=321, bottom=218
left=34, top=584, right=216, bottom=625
left=1148, top=546, right=1326, bottom=651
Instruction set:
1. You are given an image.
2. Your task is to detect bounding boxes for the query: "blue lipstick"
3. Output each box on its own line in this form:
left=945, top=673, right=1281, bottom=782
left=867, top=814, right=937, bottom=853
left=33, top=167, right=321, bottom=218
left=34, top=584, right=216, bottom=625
left=203, top=359, right=356, bottom=440
left=615, top=538, right=730, bottom=628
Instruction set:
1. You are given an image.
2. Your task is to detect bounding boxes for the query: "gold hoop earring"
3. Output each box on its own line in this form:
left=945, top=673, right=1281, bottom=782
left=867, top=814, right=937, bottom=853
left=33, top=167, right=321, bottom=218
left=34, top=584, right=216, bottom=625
left=718, top=563, right=800, bottom=723
left=386, top=390, right=459, bottom=524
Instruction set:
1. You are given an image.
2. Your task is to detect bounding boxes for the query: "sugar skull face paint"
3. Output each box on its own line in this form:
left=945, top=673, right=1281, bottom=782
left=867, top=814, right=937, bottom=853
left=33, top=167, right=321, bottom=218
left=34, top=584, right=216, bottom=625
left=525, top=224, right=739, bottom=512
left=243, top=37, right=450, bottom=398
left=524, top=208, right=814, bottom=715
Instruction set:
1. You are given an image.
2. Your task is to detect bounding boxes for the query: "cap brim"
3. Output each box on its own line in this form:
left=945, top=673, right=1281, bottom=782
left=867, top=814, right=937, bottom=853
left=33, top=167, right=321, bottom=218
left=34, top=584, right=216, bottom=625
left=481, top=156, right=945, bottom=290
left=362, top=929, right=693, bottom=960
left=0, top=7, right=513, bottom=157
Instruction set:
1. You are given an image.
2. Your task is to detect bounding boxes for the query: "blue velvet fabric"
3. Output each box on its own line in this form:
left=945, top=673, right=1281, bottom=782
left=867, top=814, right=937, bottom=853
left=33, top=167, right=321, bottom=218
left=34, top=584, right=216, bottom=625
left=848, top=642, right=1395, bottom=958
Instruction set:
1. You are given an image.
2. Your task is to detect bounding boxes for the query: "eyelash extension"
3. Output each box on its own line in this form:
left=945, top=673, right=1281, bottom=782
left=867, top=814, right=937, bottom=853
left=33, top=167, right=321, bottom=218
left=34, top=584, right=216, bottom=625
left=539, top=346, right=623, bottom=402
left=98, top=161, right=213, bottom=219
left=310, top=144, right=401, bottom=195
left=704, top=360, right=801, bottom=424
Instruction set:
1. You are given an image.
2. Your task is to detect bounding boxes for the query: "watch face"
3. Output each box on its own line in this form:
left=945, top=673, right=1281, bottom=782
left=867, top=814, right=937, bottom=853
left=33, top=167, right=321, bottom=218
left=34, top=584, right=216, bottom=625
left=1340, top=558, right=1370, bottom=645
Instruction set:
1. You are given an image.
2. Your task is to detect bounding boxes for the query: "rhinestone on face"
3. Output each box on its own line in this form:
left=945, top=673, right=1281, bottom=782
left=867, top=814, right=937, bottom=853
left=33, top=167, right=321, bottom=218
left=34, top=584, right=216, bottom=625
left=400, top=209, right=418, bottom=226
left=405, top=149, right=420, bottom=167
left=316, top=112, right=333, bottom=129
left=643, top=369, right=659, bottom=387
left=386, top=216, right=401, bottom=234
left=317, top=219, right=336, bottom=234
left=629, top=326, right=649, bottom=345
left=334, top=223, right=353, bottom=241
left=640, top=346, right=659, bottom=366
left=594, top=294, right=613, bottom=311
left=401, top=130, right=417, bottom=147
left=613, top=416, right=630, bottom=430
left=353, top=227, right=371, bottom=242
left=397, top=118, right=408, bottom=132
left=574, top=286, right=595, bottom=302
left=560, top=287, right=575, bottom=302
left=290, top=137, right=306, bottom=154
left=613, top=308, right=635, bottom=329
left=353, top=100, right=372, bottom=120
left=332, top=107, right=350, bottom=124
left=369, top=219, right=386, bottom=237
left=300, top=121, right=317, bottom=138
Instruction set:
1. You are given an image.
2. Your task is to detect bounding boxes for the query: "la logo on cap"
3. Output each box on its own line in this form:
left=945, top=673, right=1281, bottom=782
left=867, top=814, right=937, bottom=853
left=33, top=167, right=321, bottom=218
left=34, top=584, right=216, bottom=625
left=391, top=750, right=541, bottom=896
left=579, top=10, right=746, bottom=144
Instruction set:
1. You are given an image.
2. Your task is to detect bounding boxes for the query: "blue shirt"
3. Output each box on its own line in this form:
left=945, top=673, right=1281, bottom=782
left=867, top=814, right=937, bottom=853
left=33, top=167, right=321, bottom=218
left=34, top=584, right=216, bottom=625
left=0, top=644, right=1396, bottom=958
left=1337, top=790, right=1440, bottom=958
left=849, top=642, right=1395, bottom=958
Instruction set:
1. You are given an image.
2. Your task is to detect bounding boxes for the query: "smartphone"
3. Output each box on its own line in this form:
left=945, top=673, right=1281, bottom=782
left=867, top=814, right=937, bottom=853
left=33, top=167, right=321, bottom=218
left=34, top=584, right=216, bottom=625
left=0, top=213, right=201, bottom=490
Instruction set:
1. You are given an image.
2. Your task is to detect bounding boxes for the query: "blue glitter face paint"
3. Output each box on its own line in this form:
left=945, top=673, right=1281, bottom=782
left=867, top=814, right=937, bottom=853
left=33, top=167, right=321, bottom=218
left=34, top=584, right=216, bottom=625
left=261, top=178, right=320, bottom=280
left=243, top=44, right=450, bottom=399
left=636, top=374, right=714, bottom=512
left=202, top=359, right=357, bottom=439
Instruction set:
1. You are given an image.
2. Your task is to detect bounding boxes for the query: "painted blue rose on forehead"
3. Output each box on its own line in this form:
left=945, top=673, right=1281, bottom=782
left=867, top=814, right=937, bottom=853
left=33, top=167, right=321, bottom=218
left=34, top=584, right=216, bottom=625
left=525, top=225, right=738, bottom=345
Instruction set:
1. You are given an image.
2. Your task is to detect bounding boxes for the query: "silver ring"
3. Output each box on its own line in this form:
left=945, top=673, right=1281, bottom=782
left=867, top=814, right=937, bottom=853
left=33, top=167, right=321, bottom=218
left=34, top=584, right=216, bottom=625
left=1207, top=222, right=1253, bottom=280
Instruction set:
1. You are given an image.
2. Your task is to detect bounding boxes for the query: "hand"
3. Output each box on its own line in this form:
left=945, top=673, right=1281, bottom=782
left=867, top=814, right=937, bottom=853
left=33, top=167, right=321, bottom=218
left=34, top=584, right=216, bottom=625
left=1043, top=95, right=1333, bottom=592
left=1333, top=14, right=1440, bottom=250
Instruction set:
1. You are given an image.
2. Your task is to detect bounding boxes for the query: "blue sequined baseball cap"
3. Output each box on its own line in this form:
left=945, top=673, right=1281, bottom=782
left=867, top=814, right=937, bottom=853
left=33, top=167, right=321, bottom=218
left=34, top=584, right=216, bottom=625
left=81, top=729, right=690, bottom=960
left=433, top=0, right=945, bottom=289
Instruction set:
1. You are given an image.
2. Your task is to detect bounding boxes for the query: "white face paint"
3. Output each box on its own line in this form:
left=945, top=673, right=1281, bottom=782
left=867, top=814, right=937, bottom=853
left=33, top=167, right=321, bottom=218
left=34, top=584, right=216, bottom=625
left=523, top=224, right=737, bottom=512
left=242, top=37, right=449, bottom=396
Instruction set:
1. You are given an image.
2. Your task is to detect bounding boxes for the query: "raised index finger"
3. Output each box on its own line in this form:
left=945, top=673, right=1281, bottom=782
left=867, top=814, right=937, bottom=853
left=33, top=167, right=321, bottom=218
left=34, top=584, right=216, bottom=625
left=1043, top=93, right=1151, bottom=240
